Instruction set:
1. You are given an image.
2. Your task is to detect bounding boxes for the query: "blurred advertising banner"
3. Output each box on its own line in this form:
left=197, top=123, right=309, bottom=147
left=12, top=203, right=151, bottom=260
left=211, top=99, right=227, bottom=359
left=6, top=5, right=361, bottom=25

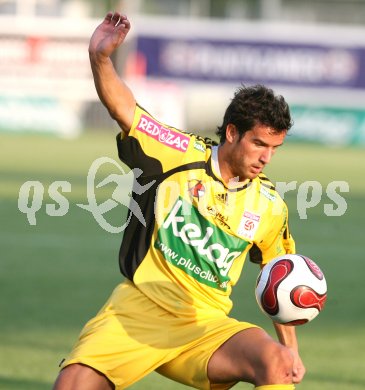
left=291, top=106, right=365, bottom=146
left=0, top=16, right=96, bottom=137
left=0, top=35, right=90, bottom=91
left=133, top=29, right=365, bottom=146
left=136, top=36, right=364, bottom=90
left=0, top=96, right=81, bottom=138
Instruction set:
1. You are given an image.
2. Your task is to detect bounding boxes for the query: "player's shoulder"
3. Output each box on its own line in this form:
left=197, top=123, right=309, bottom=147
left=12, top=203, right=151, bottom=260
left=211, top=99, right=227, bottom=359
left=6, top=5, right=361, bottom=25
left=257, top=173, right=275, bottom=189
left=134, top=104, right=218, bottom=155
left=188, top=133, right=218, bottom=156
left=255, top=173, right=284, bottom=203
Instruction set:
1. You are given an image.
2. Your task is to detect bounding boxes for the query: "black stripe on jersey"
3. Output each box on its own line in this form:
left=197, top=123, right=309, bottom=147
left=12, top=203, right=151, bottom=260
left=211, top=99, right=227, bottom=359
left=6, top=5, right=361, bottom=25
left=283, top=227, right=289, bottom=239
left=117, top=135, right=210, bottom=280
left=228, top=181, right=252, bottom=192
left=116, top=136, right=256, bottom=280
left=283, top=224, right=292, bottom=240
left=261, top=182, right=275, bottom=190
left=192, top=134, right=218, bottom=148
left=258, top=174, right=276, bottom=190
left=205, top=155, right=253, bottom=192
left=117, top=135, right=162, bottom=280
left=118, top=174, right=160, bottom=280
left=249, top=244, right=263, bottom=264
left=118, top=161, right=209, bottom=281
left=259, top=175, right=269, bottom=181
left=117, top=135, right=164, bottom=176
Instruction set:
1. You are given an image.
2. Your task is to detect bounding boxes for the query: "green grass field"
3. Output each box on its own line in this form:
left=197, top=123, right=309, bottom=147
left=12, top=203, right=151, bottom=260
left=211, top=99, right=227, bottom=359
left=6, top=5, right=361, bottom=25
left=1, top=132, right=364, bottom=389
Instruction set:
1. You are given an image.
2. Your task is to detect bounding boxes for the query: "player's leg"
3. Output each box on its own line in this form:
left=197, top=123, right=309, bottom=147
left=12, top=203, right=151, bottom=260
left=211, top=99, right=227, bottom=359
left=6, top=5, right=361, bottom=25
left=53, top=363, right=114, bottom=390
left=207, top=327, right=294, bottom=388
left=156, top=319, right=294, bottom=390
left=52, top=281, right=179, bottom=389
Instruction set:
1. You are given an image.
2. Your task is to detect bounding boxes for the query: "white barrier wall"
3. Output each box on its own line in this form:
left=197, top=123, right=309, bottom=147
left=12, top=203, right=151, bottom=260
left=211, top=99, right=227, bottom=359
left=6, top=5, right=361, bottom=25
left=0, top=15, right=97, bottom=137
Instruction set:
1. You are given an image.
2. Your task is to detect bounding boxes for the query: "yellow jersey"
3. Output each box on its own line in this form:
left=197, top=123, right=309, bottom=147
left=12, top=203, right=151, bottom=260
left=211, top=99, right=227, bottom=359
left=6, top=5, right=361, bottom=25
left=116, top=105, right=295, bottom=318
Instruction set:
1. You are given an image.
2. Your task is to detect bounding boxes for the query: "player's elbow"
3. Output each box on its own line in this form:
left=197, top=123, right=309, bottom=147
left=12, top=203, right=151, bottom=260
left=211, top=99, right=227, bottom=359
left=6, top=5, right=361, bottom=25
left=108, top=104, right=135, bottom=134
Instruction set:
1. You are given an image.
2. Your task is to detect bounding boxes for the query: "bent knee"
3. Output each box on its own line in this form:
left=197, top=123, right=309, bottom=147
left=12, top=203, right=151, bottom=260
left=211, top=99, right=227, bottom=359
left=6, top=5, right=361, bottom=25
left=258, top=343, right=294, bottom=384
left=53, top=363, right=114, bottom=390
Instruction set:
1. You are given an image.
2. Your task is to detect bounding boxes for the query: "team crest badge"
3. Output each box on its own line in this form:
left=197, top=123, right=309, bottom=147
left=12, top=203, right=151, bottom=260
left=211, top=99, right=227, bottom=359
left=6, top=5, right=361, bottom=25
left=188, top=180, right=205, bottom=199
left=237, top=211, right=261, bottom=239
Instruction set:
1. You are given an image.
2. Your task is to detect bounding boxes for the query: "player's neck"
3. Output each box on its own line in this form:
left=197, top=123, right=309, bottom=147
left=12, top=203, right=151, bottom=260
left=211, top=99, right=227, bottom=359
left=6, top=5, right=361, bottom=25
left=215, top=145, right=250, bottom=187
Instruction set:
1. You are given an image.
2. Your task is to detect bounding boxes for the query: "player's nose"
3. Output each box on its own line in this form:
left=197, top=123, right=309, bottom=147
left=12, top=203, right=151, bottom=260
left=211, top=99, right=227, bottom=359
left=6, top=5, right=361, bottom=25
left=259, top=148, right=273, bottom=165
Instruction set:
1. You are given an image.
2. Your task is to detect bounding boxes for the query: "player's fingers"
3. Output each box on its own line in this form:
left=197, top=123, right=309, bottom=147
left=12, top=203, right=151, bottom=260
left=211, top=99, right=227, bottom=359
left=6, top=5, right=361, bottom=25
left=111, top=12, right=121, bottom=26
left=292, top=365, right=305, bottom=384
left=118, top=15, right=131, bottom=30
left=104, top=12, right=113, bottom=23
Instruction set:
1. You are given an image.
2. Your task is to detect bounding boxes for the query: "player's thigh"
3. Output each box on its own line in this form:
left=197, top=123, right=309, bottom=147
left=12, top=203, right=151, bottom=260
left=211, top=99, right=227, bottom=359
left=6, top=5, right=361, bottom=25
left=59, top=282, right=179, bottom=388
left=207, top=327, right=286, bottom=384
left=157, top=318, right=257, bottom=390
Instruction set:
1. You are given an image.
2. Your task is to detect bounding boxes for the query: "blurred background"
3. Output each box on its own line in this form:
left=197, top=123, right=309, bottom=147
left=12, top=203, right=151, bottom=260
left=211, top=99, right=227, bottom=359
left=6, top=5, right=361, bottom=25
left=1, top=1, right=365, bottom=390
left=1, top=0, right=365, bottom=143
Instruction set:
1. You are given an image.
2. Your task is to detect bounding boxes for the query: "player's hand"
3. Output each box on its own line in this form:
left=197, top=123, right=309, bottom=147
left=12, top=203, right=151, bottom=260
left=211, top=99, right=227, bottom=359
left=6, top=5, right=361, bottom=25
left=291, top=349, right=306, bottom=384
left=89, top=12, right=130, bottom=59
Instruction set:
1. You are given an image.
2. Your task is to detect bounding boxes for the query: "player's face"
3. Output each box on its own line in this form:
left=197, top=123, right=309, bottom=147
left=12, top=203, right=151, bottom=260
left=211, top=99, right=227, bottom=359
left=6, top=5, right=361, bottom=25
left=224, top=123, right=286, bottom=182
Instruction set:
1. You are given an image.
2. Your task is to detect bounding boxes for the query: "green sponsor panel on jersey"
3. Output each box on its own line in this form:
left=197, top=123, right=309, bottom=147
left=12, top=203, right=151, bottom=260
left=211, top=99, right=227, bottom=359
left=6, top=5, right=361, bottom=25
left=155, top=197, right=249, bottom=291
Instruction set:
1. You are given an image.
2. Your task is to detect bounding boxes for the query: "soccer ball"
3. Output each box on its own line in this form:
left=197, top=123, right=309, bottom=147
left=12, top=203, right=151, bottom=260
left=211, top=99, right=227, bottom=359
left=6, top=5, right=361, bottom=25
left=255, top=254, right=327, bottom=325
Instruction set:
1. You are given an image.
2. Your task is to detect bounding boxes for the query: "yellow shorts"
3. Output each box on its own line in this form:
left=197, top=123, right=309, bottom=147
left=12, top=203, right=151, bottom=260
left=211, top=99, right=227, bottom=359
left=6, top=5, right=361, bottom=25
left=61, top=281, right=258, bottom=390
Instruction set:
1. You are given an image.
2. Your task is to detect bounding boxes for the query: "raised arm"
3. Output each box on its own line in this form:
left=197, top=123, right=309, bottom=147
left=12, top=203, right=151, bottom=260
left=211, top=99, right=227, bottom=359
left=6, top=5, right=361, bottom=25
left=89, top=12, right=136, bottom=133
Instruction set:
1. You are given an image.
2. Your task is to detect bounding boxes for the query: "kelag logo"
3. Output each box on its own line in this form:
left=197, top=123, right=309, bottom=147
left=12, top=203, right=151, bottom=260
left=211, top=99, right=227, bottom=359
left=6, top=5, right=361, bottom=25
left=155, top=197, right=249, bottom=291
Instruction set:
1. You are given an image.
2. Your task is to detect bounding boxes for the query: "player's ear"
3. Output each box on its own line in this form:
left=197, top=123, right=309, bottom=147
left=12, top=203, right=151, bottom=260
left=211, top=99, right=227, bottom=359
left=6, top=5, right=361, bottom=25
left=225, top=124, right=238, bottom=144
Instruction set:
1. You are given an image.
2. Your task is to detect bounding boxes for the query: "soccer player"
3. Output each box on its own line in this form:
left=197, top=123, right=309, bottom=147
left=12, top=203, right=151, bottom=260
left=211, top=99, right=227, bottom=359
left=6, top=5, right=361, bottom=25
left=53, top=12, right=305, bottom=390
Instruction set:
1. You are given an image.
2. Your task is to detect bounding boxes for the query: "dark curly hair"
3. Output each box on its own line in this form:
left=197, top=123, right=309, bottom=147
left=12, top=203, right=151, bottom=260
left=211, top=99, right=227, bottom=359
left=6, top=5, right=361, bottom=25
left=216, top=84, right=293, bottom=143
